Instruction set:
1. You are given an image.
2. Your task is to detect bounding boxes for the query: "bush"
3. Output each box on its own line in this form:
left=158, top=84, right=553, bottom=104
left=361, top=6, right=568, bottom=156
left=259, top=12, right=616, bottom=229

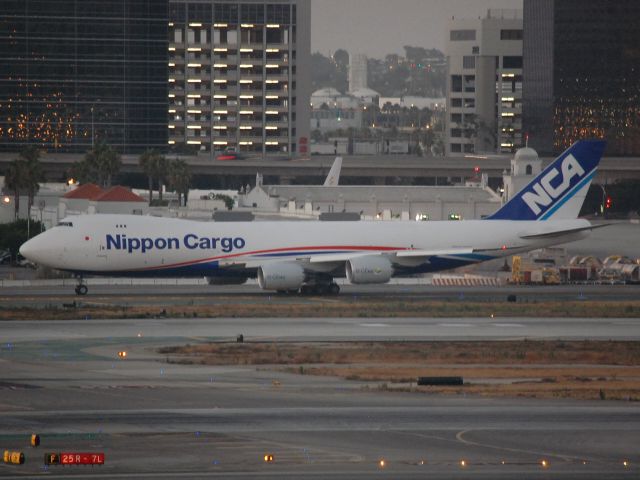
left=0, top=219, right=45, bottom=259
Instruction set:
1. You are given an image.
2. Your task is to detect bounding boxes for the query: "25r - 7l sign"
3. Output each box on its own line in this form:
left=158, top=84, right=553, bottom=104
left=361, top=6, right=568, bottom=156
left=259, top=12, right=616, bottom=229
left=45, top=452, right=105, bottom=465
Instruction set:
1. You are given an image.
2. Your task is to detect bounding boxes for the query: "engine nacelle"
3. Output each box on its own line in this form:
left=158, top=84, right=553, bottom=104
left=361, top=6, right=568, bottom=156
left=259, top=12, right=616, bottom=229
left=257, top=263, right=305, bottom=291
left=346, top=256, right=393, bottom=284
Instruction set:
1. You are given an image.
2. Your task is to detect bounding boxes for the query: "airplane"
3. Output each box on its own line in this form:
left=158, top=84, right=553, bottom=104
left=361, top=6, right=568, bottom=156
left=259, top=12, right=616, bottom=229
left=20, top=140, right=606, bottom=296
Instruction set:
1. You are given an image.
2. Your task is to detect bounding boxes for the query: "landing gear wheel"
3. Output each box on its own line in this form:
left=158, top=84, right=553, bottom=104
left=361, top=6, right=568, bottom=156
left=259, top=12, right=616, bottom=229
left=75, top=284, right=88, bottom=296
left=329, top=283, right=340, bottom=295
left=300, top=285, right=313, bottom=295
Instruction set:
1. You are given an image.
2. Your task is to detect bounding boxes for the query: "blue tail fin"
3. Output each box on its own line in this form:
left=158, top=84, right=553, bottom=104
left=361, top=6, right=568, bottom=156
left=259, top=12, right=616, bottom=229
left=487, top=140, right=606, bottom=221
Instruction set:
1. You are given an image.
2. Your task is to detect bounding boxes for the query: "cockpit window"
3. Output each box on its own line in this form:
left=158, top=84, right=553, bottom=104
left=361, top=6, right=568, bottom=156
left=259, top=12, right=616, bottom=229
left=59, top=222, right=74, bottom=227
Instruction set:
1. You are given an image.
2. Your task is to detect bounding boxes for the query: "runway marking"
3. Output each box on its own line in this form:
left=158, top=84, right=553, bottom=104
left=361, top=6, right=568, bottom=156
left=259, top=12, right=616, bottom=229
left=491, top=323, right=524, bottom=328
left=358, top=323, right=390, bottom=328
left=438, top=323, right=473, bottom=327
left=455, top=429, right=582, bottom=463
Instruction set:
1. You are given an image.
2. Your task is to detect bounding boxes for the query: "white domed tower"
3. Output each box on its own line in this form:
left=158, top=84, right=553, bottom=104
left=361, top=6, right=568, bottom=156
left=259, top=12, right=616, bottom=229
left=502, top=146, right=542, bottom=202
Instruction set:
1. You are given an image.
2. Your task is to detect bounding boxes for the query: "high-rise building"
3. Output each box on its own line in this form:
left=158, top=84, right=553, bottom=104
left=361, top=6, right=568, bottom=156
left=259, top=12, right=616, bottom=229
left=168, top=0, right=311, bottom=157
left=523, top=0, right=640, bottom=156
left=445, top=9, right=523, bottom=156
left=0, top=0, right=168, bottom=153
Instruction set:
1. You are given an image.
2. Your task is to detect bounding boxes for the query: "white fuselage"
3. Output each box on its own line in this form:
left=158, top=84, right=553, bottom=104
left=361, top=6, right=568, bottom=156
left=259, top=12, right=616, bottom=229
left=20, top=214, right=591, bottom=277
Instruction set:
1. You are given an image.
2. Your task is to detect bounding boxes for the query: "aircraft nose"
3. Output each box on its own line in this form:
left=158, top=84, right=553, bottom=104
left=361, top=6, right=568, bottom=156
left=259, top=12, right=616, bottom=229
left=19, top=235, right=47, bottom=264
left=19, top=237, right=37, bottom=260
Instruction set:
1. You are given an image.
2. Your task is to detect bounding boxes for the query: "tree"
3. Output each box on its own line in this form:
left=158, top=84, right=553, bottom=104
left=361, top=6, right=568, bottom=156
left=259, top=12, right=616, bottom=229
left=166, top=158, right=191, bottom=207
left=310, top=52, right=348, bottom=92
left=3, top=147, right=42, bottom=220
left=72, top=142, right=121, bottom=187
left=4, top=160, right=28, bottom=220
left=155, top=155, right=169, bottom=202
left=20, top=146, right=43, bottom=213
left=461, top=114, right=497, bottom=153
left=0, top=219, right=45, bottom=259
left=403, top=46, right=428, bottom=63
left=333, top=49, right=349, bottom=71
left=139, top=149, right=163, bottom=204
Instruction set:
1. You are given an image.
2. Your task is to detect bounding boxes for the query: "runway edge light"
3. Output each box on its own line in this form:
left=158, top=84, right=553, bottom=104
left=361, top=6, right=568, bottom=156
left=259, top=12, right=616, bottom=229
left=3, top=450, right=25, bottom=465
left=31, top=434, right=40, bottom=447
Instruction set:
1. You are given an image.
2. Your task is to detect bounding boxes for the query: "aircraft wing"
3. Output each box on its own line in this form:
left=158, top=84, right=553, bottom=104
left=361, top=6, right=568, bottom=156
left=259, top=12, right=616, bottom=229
left=518, top=223, right=609, bottom=240
left=394, top=248, right=474, bottom=258
left=306, top=248, right=475, bottom=266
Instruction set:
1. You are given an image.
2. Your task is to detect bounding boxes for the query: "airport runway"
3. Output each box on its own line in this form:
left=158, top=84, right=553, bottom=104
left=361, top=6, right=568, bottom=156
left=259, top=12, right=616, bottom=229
left=1, top=317, right=639, bottom=478
left=1, top=283, right=640, bottom=309
left=2, top=315, right=640, bottom=342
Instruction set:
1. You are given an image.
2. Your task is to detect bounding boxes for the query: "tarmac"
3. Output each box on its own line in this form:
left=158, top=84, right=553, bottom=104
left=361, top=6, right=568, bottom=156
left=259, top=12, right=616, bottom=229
left=0, top=220, right=638, bottom=478
left=1, top=315, right=639, bottom=479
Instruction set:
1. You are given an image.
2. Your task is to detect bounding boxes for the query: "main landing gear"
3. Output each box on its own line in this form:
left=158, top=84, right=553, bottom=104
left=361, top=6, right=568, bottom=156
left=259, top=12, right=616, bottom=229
left=74, top=277, right=88, bottom=296
left=276, top=283, right=340, bottom=295
left=299, top=282, right=340, bottom=295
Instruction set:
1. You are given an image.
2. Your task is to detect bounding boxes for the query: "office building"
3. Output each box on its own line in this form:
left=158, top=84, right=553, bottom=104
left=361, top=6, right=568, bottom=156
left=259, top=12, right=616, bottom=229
left=445, top=9, right=523, bottom=156
left=523, top=0, right=640, bottom=155
left=167, top=0, right=311, bottom=157
left=0, top=0, right=168, bottom=153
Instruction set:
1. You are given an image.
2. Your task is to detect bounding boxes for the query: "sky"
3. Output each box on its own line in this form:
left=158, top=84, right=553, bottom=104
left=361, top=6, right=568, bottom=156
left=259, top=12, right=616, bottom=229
left=311, top=0, right=522, bottom=58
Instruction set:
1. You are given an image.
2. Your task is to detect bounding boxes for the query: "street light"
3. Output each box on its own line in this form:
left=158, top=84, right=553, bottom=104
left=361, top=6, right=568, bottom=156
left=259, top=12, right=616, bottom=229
left=91, top=106, right=94, bottom=148
left=597, top=184, right=606, bottom=215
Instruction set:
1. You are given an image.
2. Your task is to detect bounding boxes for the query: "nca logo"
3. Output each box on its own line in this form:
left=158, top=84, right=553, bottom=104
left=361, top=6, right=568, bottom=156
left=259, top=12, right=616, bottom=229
left=522, top=154, right=585, bottom=215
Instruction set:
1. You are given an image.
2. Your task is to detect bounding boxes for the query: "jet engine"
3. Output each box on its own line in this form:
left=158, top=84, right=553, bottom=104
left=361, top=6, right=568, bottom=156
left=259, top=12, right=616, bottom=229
left=257, top=263, right=305, bottom=291
left=346, top=256, right=393, bottom=284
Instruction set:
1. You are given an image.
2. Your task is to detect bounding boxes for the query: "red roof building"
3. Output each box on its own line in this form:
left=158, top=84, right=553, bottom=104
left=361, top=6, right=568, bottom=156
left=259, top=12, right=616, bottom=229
left=94, top=186, right=146, bottom=203
left=62, top=183, right=103, bottom=200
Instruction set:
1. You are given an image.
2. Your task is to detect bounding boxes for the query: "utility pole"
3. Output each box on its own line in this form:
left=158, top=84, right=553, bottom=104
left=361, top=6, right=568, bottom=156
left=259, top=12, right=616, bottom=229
left=91, top=106, right=94, bottom=148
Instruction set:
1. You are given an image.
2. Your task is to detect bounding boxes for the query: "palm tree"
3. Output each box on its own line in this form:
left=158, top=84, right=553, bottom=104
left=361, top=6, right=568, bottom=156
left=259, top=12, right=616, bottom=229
left=3, top=147, right=42, bottom=220
left=139, top=149, right=161, bottom=204
left=4, top=160, right=27, bottom=219
left=94, top=142, right=121, bottom=188
left=20, top=146, right=43, bottom=213
left=167, top=159, right=191, bottom=207
left=74, top=142, right=121, bottom=187
left=155, top=155, right=169, bottom=203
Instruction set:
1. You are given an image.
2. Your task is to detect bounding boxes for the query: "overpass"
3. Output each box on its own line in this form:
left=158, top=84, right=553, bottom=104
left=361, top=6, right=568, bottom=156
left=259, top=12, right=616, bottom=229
left=1, top=152, right=638, bottom=188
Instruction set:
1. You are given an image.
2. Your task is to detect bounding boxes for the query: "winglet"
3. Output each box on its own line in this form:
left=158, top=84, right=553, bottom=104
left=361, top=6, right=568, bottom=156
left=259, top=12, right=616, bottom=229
left=487, top=140, right=606, bottom=221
